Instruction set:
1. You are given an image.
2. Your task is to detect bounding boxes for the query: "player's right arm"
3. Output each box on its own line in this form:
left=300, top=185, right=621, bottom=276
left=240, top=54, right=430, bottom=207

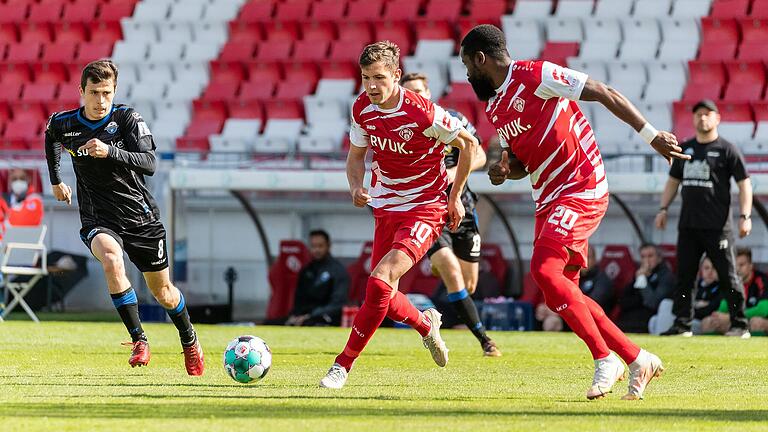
left=347, top=114, right=371, bottom=208
left=44, top=114, right=72, bottom=205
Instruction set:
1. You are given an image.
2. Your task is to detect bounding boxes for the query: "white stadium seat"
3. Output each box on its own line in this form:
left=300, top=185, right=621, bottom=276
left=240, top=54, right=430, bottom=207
left=554, top=0, right=594, bottom=18
left=139, top=63, right=174, bottom=85
left=168, top=1, right=205, bottom=22
left=618, top=38, right=659, bottom=60
left=448, top=57, right=468, bottom=83
left=305, top=120, right=348, bottom=141
left=501, top=18, right=543, bottom=59
left=154, top=101, right=192, bottom=125
left=512, top=0, right=554, bottom=18
left=657, top=39, right=699, bottom=60
left=545, top=18, right=584, bottom=42
left=112, top=41, right=148, bottom=63
left=304, top=96, right=347, bottom=125
left=298, top=137, right=339, bottom=154
left=632, top=0, right=673, bottom=18
left=120, top=19, right=158, bottom=42
left=165, top=80, right=205, bottom=101
left=607, top=61, right=648, bottom=85
left=671, top=0, right=713, bottom=18
left=622, top=19, right=662, bottom=44
left=147, top=42, right=185, bottom=62
left=159, top=23, right=195, bottom=44
left=129, top=82, right=167, bottom=102
left=173, top=63, right=210, bottom=88
left=413, top=40, right=455, bottom=63
left=130, top=1, right=171, bottom=22
left=583, top=18, right=622, bottom=42
left=567, top=59, right=609, bottom=83
left=594, top=0, right=634, bottom=17
left=209, top=136, right=252, bottom=153
left=204, top=0, right=243, bottom=22
left=644, top=61, right=686, bottom=102
left=403, top=58, right=446, bottom=99
left=193, top=23, right=229, bottom=45
left=115, top=63, right=140, bottom=88
left=660, top=18, right=700, bottom=42
left=718, top=122, right=756, bottom=144
left=314, top=79, right=356, bottom=100
left=183, top=43, right=221, bottom=62
left=220, top=118, right=262, bottom=140
left=255, top=119, right=303, bottom=153
left=577, top=40, right=621, bottom=60
left=753, top=122, right=768, bottom=143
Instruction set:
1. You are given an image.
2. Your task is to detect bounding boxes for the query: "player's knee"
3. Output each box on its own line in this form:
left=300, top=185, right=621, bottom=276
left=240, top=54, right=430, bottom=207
left=150, top=283, right=177, bottom=308
left=465, top=278, right=478, bottom=295
left=101, top=252, right=125, bottom=276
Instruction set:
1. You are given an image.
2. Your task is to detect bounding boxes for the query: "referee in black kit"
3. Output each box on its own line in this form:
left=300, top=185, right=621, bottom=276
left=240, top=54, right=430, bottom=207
left=656, top=100, right=753, bottom=338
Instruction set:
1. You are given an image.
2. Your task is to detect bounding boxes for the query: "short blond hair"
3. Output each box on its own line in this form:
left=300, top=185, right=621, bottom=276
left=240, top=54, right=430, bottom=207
left=359, top=41, right=400, bottom=71
left=81, top=59, right=118, bottom=90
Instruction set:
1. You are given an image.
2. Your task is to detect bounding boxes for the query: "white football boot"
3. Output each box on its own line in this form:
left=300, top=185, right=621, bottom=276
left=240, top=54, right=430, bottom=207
left=319, top=363, right=348, bottom=389
left=622, top=350, right=664, bottom=400
left=586, top=352, right=626, bottom=400
left=421, top=308, right=449, bottom=367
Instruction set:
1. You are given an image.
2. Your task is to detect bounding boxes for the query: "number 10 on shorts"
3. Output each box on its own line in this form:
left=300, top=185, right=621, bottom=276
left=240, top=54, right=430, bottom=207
left=547, top=205, right=579, bottom=232
left=410, top=221, right=432, bottom=246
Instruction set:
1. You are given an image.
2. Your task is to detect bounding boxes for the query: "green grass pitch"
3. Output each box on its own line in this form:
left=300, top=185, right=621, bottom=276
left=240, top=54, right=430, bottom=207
left=1, top=320, right=766, bottom=431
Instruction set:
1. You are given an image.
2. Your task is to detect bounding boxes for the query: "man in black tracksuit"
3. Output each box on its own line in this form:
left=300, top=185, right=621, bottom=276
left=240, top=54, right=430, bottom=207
left=656, top=100, right=753, bottom=337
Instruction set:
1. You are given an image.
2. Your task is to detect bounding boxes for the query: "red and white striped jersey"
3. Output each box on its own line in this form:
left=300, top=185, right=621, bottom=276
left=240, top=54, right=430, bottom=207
left=486, top=60, right=607, bottom=214
left=350, top=87, right=462, bottom=216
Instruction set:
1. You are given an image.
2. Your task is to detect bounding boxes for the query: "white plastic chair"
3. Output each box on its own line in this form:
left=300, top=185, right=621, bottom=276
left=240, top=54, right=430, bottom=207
left=1, top=225, right=48, bottom=323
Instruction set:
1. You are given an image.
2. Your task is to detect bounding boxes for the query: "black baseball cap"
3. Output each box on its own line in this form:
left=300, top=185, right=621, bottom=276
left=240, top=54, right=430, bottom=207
left=692, top=99, right=718, bottom=113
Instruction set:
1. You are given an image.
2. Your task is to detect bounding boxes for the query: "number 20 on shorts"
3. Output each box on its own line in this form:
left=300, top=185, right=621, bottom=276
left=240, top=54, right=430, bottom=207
left=547, top=205, right=579, bottom=231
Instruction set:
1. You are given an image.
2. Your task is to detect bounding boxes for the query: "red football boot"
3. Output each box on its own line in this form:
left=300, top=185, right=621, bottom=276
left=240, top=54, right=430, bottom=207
left=182, top=339, right=205, bottom=376
left=123, top=340, right=150, bottom=367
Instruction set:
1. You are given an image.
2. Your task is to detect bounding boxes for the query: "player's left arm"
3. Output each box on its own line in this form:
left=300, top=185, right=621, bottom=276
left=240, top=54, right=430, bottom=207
left=578, top=78, right=689, bottom=163
left=78, top=109, right=157, bottom=176
left=445, top=128, right=479, bottom=230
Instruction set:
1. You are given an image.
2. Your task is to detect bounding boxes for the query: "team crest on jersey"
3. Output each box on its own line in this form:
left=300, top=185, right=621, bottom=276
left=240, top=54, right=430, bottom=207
left=399, top=127, right=413, bottom=142
left=513, top=97, right=525, bottom=112
left=105, top=121, right=119, bottom=135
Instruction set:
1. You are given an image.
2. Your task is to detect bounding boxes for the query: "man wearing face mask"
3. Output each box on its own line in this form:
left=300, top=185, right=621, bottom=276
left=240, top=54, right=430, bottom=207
left=0, top=169, right=44, bottom=235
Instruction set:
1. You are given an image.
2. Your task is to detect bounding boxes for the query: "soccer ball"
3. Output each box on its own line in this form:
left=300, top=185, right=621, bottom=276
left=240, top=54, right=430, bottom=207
left=223, top=335, right=272, bottom=383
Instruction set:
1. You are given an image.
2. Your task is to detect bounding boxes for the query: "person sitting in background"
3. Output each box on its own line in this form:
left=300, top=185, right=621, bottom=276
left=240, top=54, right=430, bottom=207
left=0, top=169, right=44, bottom=237
left=285, top=230, right=350, bottom=326
left=702, top=248, right=767, bottom=336
left=617, top=243, right=676, bottom=333
left=691, top=257, right=722, bottom=334
left=535, top=246, right=614, bottom=332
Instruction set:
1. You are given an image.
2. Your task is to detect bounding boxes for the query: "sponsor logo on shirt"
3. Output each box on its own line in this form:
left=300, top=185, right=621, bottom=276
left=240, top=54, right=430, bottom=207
left=496, top=118, right=531, bottom=142
left=63, top=131, right=82, bottom=137
left=366, top=125, right=376, bottom=130
left=370, top=135, right=412, bottom=154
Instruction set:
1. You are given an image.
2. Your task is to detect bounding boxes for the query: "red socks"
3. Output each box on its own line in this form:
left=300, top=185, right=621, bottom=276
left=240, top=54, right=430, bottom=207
left=530, top=244, right=611, bottom=360
left=388, top=290, right=431, bottom=337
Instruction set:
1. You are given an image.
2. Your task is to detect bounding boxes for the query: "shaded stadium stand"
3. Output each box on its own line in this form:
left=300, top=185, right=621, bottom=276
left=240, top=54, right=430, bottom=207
left=266, top=240, right=311, bottom=320
left=346, top=241, right=374, bottom=305
left=400, top=257, right=441, bottom=297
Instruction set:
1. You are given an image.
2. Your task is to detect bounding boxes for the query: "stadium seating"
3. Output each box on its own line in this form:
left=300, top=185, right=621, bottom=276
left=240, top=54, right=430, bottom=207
left=266, top=240, right=311, bottom=321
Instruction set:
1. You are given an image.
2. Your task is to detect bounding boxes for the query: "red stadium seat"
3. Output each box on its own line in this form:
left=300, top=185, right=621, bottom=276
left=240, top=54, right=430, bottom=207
left=53, top=87, right=80, bottom=106
left=18, top=24, right=52, bottom=44
left=0, top=4, right=28, bottom=24
left=480, top=243, right=510, bottom=293
left=337, top=22, right=372, bottom=41
left=2, top=119, right=41, bottom=141
left=98, top=1, right=136, bottom=21
left=723, top=61, right=766, bottom=101
left=263, top=100, right=304, bottom=120
left=473, top=110, right=496, bottom=144
left=238, top=0, right=276, bottom=23
left=0, top=24, right=17, bottom=44
left=75, top=42, right=113, bottom=62
left=414, top=20, right=455, bottom=41
left=209, top=62, right=246, bottom=84
left=683, top=61, right=726, bottom=101
left=201, top=81, right=240, bottom=102
left=673, top=101, right=697, bottom=140
left=293, top=40, right=329, bottom=61
left=274, top=0, right=311, bottom=20
left=0, top=83, right=22, bottom=103
left=10, top=102, right=47, bottom=124
left=256, top=40, right=293, bottom=61
left=53, top=23, right=89, bottom=43
left=710, top=0, right=749, bottom=18
left=400, top=257, right=440, bottom=296
left=27, top=2, right=63, bottom=23
left=218, top=41, right=257, bottom=62
left=438, top=98, right=478, bottom=124
left=0, top=140, right=29, bottom=152
left=274, top=81, right=314, bottom=100
left=0, top=103, right=11, bottom=124
left=301, top=21, right=335, bottom=42
left=89, top=21, right=122, bottom=45
left=318, top=60, right=359, bottom=80
left=739, top=18, right=768, bottom=42
left=266, top=240, right=311, bottom=320
left=374, top=21, right=412, bottom=54
left=6, top=43, right=42, bottom=63
left=599, top=244, right=637, bottom=297
left=736, top=40, right=768, bottom=60
left=701, top=18, right=739, bottom=44
left=382, top=0, right=419, bottom=20
left=445, top=82, right=478, bottom=102
left=719, top=102, right=753, bottom=122
left=698, top=41, right=737, bottom=60
left=262, top=21, right=300, bottom=41
left=0, top=64, right=32, bottom=85
left=175, top=138, right=209, bottom=152
left=228, top=100, right=264, bottom=120
left=228, top=22, right=263, bottom=43
left=346, top=241, right=373, bottom=305
left=21, top=83, right=57, bottom=103
left=62, top=2, right=97, bottom=22
left=329, top=40, right=367, bottom=62
left=32, top=62, right=68, bottom=84
left=658, top=244, right=677, bottom=274
left=184, top=118, right=224, bottom=139
left=283, top=61, right=320, bottom=83
left=41, top=42, right=78, bottom=63
left=467, top=0, right=508, bottom=19
left=458, top=18, right=502, bottom=40
left=539, top=42, right=580, bottom=66
left=424, top=0, right=463, bottom=21
left=239, top=81, right=275, bottom=101
left=191, top=100, right=228, bottom=122
left=346, top=0, right=383, bottom=21
left=246, top=62, right=283, bottom=85
left=752, top=0, right=768, bottom=18
left=310, top=0, right=347, bottom=20
left=754, top=101, right=768, bottom=118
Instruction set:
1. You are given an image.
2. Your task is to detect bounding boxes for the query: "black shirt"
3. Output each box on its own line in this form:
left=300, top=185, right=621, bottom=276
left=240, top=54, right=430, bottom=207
left=44, top=104, right=160, bottom=230
left=693, top=279, right=721, bottom=320
left=579, top=266, right=614, bottom=313
left=444, top=109, right=481, bottom=225
left=291, top=255, right=350, bottom=319
left=669, top=137, right=749, bottom=231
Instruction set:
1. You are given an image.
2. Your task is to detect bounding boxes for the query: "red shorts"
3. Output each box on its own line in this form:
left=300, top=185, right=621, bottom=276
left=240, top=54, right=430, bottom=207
left=534, top=195, right=609, bottom=268
left=371, top=210, right=446, bottom=270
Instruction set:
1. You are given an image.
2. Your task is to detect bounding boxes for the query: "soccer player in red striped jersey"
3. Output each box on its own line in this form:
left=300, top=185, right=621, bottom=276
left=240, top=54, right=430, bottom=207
left=460, top=25, right=690, bottom=400
left=320, top=41, right=479, bottom=389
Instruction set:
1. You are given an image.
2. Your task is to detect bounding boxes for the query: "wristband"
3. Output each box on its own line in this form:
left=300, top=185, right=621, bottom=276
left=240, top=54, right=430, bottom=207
left=659, top=207, right=668, bottom=212
left=740, top=214, right=751, bottom=220
left=639, top=123, right=659, bottom=145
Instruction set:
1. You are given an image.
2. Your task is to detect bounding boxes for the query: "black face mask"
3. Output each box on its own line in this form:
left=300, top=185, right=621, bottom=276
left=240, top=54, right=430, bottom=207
left=468, top=72, right=497, bottom=102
